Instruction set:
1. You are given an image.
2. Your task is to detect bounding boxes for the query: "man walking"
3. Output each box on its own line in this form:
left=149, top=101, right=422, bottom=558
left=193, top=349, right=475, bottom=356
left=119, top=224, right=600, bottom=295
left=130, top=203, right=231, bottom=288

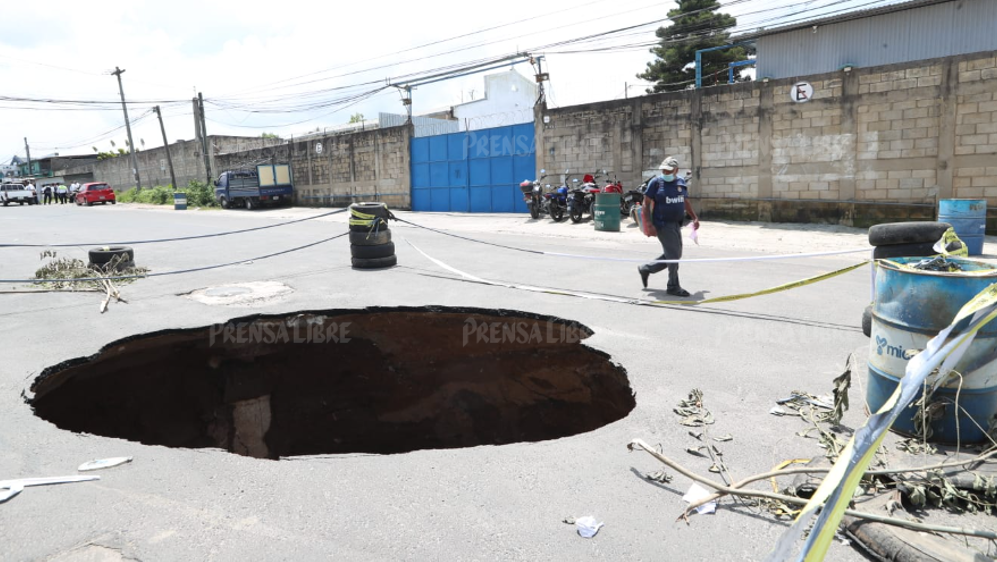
left=638, top=157, right=700, bottom=296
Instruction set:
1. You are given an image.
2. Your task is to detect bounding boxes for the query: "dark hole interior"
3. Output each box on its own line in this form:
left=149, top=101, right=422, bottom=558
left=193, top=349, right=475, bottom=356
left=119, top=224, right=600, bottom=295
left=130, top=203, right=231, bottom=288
left=30, top=307, right=635, bottom=459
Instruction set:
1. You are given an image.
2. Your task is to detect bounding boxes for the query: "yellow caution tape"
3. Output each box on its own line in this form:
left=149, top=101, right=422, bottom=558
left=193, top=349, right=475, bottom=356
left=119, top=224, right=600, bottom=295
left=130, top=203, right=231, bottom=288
left=350, top=208, right=378, bottom=221
left=937, top=227, right=969, bottom=257
left=770, top=459, right=813, bottom=494
left=650, top=261, right=871, bottom=306
left=349, top=205, right=390, bottom=228
left=407, top=238, right=870, bottom=309
left=768, top=281, right=997, bottom=562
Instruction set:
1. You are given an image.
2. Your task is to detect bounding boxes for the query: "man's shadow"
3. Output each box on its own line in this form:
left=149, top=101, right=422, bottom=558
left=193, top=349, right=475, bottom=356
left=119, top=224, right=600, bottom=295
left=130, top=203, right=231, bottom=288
left=643, top=288, right=710, bottom=301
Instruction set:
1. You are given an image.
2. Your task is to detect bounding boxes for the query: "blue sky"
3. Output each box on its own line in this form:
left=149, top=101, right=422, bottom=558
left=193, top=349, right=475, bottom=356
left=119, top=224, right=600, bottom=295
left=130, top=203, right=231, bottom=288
left=0, top=0, right=907, bottom=164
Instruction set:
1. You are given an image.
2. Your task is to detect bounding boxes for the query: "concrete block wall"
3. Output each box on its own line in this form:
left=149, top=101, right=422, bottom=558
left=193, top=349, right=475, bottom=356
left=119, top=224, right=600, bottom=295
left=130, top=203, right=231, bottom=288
left=287, top=125, right=411, bottom=209
left=57, top=51, right=993, bottom=221
left=700, top=87, right=760, bottom=199
left=58, top=136, right=281, bottom=191
left=954, top=55, right=997, bottom=200
left=537, top=51, right=997, bottom=227
left=537, top=103, right=633, bottom=186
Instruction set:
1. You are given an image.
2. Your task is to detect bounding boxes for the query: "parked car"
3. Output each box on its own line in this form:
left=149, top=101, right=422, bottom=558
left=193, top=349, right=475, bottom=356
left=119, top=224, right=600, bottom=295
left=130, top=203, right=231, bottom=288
left=1, top=183, right=36, bottom=206
left=75, top=182, right=117, bottom=206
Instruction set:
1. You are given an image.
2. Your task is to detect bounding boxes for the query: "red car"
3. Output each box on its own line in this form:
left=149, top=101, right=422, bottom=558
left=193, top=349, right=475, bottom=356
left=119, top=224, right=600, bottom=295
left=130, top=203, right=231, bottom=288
left=76, top=182, right=117, bottom=206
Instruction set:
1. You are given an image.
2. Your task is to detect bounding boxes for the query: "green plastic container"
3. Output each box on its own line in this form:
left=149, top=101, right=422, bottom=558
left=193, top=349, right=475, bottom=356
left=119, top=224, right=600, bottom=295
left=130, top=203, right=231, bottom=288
left=594, top=193, right=621, bottom=232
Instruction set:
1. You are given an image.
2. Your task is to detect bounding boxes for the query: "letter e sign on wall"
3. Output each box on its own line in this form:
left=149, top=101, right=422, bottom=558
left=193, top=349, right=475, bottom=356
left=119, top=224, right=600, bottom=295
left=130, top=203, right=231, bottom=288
left=791, top=82, right=814, bottom=103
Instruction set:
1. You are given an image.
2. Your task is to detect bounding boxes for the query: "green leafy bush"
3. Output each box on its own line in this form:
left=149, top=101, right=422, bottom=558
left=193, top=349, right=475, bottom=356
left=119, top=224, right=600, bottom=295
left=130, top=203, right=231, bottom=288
left=183, top=180, right=218, bottom=207
left=116, top=182, right=218, bottom=208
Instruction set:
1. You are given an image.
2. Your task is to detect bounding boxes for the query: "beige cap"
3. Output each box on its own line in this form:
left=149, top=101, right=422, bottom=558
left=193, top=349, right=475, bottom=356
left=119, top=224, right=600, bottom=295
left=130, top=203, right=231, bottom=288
left=659, top=156, right=679, bottom=170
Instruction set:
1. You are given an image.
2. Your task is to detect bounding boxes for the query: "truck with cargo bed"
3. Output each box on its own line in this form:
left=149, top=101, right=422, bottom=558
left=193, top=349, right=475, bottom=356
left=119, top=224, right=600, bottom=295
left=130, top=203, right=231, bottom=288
left=214, top=164, right=294, bottom=210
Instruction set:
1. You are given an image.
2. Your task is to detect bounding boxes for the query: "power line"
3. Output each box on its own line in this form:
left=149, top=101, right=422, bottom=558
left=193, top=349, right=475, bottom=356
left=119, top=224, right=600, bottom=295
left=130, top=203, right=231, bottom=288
left=220, top=0, right=621, bottom=98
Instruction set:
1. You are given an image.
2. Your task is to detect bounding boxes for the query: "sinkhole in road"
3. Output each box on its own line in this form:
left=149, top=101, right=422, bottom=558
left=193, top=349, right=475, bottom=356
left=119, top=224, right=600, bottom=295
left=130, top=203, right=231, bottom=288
left=30, top=307, right=635, bottom=459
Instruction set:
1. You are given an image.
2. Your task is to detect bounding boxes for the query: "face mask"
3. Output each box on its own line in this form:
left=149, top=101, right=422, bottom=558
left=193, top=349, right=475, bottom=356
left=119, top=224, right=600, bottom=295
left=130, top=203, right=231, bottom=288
left=661, top=173, right=675, bottom=182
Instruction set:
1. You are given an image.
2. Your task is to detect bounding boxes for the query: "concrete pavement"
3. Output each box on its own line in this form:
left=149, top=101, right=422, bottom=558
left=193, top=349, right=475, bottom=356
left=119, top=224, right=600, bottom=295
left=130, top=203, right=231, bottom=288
left=0, top=203, right=985, bottom=561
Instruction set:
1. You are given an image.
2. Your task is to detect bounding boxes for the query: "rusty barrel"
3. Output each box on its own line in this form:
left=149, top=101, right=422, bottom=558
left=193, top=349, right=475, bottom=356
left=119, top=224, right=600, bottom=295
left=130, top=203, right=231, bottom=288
left=868, top=256, right=997, bottom=444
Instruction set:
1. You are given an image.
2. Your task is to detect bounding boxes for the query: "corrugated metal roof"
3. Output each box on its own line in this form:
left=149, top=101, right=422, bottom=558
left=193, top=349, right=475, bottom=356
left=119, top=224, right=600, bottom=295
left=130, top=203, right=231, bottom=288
left=735, top=0, right=955, bottom=40
left=753, top=0, right=997, bottom=79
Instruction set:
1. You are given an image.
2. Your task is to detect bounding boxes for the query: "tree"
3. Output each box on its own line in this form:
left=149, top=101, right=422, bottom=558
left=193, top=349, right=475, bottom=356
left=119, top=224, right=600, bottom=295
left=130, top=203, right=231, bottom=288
left=349, top=112, right=365, bottom=124
left=637, top=0, right=750, bottom=93
left=261, top=132, right=279, bottom=140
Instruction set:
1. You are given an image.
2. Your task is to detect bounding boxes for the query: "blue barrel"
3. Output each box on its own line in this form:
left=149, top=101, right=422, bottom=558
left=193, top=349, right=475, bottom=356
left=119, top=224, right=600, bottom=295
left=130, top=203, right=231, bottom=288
left=939, top=199, right=986, bottom=255
left=173, top=192, right=187, bottom=211
left=868, top=257, right=997, bottom=444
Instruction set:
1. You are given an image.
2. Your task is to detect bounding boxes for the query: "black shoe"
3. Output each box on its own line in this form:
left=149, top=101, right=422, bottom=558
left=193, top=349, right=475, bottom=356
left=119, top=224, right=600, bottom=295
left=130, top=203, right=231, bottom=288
left=639, top=267, right=649, bottom=289
left=666, top=287, right=691, bottom=297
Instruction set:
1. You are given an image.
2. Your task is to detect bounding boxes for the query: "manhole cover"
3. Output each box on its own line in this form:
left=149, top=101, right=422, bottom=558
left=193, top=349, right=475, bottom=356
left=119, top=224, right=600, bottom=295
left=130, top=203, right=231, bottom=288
left=204, top=286, right=253, bottom=297
left=30, top=307, right=635, bottom=459
left=187, top=282, right=293, bottom=306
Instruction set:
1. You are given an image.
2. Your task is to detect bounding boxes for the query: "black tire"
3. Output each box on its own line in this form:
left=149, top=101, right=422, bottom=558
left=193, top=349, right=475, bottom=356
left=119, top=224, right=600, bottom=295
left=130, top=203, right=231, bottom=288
left=352, top=254, right=397, bottom=269
left=569, top=205, right=583, bottom=223
left=349, top=230, right=392, bottom=246
left=245, top=199, right=254, bottom=210
left=862, top=304, right=873, bottom=338
left=621, top=201, right=633, bottom=218
left=89, top=246, right=135, bottom=268
left=350, top=218, right=390, bottom=232
left=529, top=200, right=540, bottom=219
left=219, top=197, right=229, bottom=209
left=110, top=200, right=116, bottom=205
left=351, top=242, right=395, bottom=259
left=872, top=241, right=940, bottom=260
left=868, top=221, right=951, bottom=246
left=350, top=202, right=390, bottom=218
left=551, top=205, right=564, bottom=222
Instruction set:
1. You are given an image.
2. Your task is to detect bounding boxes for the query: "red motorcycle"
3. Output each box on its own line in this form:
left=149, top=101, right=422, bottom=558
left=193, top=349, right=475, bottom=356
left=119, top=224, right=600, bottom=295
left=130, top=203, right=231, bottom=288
left=602, top=174, right=623, bottom=195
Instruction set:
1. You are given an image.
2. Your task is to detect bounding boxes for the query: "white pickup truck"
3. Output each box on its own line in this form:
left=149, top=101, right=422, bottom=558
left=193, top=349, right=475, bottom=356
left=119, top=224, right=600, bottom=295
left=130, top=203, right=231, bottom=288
left=0, top=183, right=37, bottom=206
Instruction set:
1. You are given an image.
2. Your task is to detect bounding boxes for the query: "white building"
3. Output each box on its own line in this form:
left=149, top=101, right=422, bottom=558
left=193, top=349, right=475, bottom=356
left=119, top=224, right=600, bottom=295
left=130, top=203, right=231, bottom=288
left=381, top=68, right=539, bottom=135
left=449, top=69, right=538, bottom=130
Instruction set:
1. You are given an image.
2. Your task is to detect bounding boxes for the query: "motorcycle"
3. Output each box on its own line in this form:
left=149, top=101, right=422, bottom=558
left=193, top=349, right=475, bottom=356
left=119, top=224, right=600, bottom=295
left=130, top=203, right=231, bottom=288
left=621, top=179, right=647, bottom=219
left=567, top=171, right=603, bottom=223
left=547, top=173, right=569, bottom=222
left=520, top=169, right=548, bottom=219
left=600, top=173, right=631, bottom=217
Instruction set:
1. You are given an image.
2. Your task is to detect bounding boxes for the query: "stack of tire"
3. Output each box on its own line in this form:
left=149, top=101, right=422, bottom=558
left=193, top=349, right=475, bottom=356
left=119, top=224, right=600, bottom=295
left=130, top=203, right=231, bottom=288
left=89, top=246, right=135, bottom=272
left=862, top=221, right=952, bottom=337
left=349, top=202, right=397, bottom=269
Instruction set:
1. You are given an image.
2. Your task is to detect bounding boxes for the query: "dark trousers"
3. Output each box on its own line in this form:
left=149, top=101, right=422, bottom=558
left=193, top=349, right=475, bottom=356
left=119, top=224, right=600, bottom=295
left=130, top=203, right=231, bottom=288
left=640, top=222, right=683, bottom=289
left=43, top=193, right=52, bottom=204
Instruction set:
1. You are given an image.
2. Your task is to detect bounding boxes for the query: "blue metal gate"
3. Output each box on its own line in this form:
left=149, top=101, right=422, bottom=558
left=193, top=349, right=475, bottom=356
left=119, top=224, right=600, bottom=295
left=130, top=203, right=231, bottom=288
left=411, top=123, right=535, bottom=213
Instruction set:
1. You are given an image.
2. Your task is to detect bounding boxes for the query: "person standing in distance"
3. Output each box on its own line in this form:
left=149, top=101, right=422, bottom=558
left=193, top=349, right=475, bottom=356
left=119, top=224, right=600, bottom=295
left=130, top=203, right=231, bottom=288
left=638, top=156, right=700, bottom=296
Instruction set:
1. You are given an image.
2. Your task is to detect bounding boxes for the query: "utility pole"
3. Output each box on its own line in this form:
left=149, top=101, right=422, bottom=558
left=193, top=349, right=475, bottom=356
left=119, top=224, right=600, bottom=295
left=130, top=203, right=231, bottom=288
left=533, top=55, right=548, bottom=107
left=198, top=92, right=211, bottom=183
left=23, top=138, right=32, bottom=178
left=111, top=67, right=142, bottom=189
left=192, top=96, right=203, bottom=161
left=154, top=106, right=179, bottom=191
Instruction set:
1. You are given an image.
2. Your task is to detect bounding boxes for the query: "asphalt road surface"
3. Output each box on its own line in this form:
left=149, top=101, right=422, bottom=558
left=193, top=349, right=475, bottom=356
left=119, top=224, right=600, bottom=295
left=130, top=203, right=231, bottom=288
left=0, top=203, right=984, bottom=561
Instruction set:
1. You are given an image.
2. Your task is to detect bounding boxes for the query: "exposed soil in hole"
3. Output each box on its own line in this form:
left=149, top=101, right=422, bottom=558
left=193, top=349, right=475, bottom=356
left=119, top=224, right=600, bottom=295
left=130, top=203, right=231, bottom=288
left=30, top=307, right=635, bottom=459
